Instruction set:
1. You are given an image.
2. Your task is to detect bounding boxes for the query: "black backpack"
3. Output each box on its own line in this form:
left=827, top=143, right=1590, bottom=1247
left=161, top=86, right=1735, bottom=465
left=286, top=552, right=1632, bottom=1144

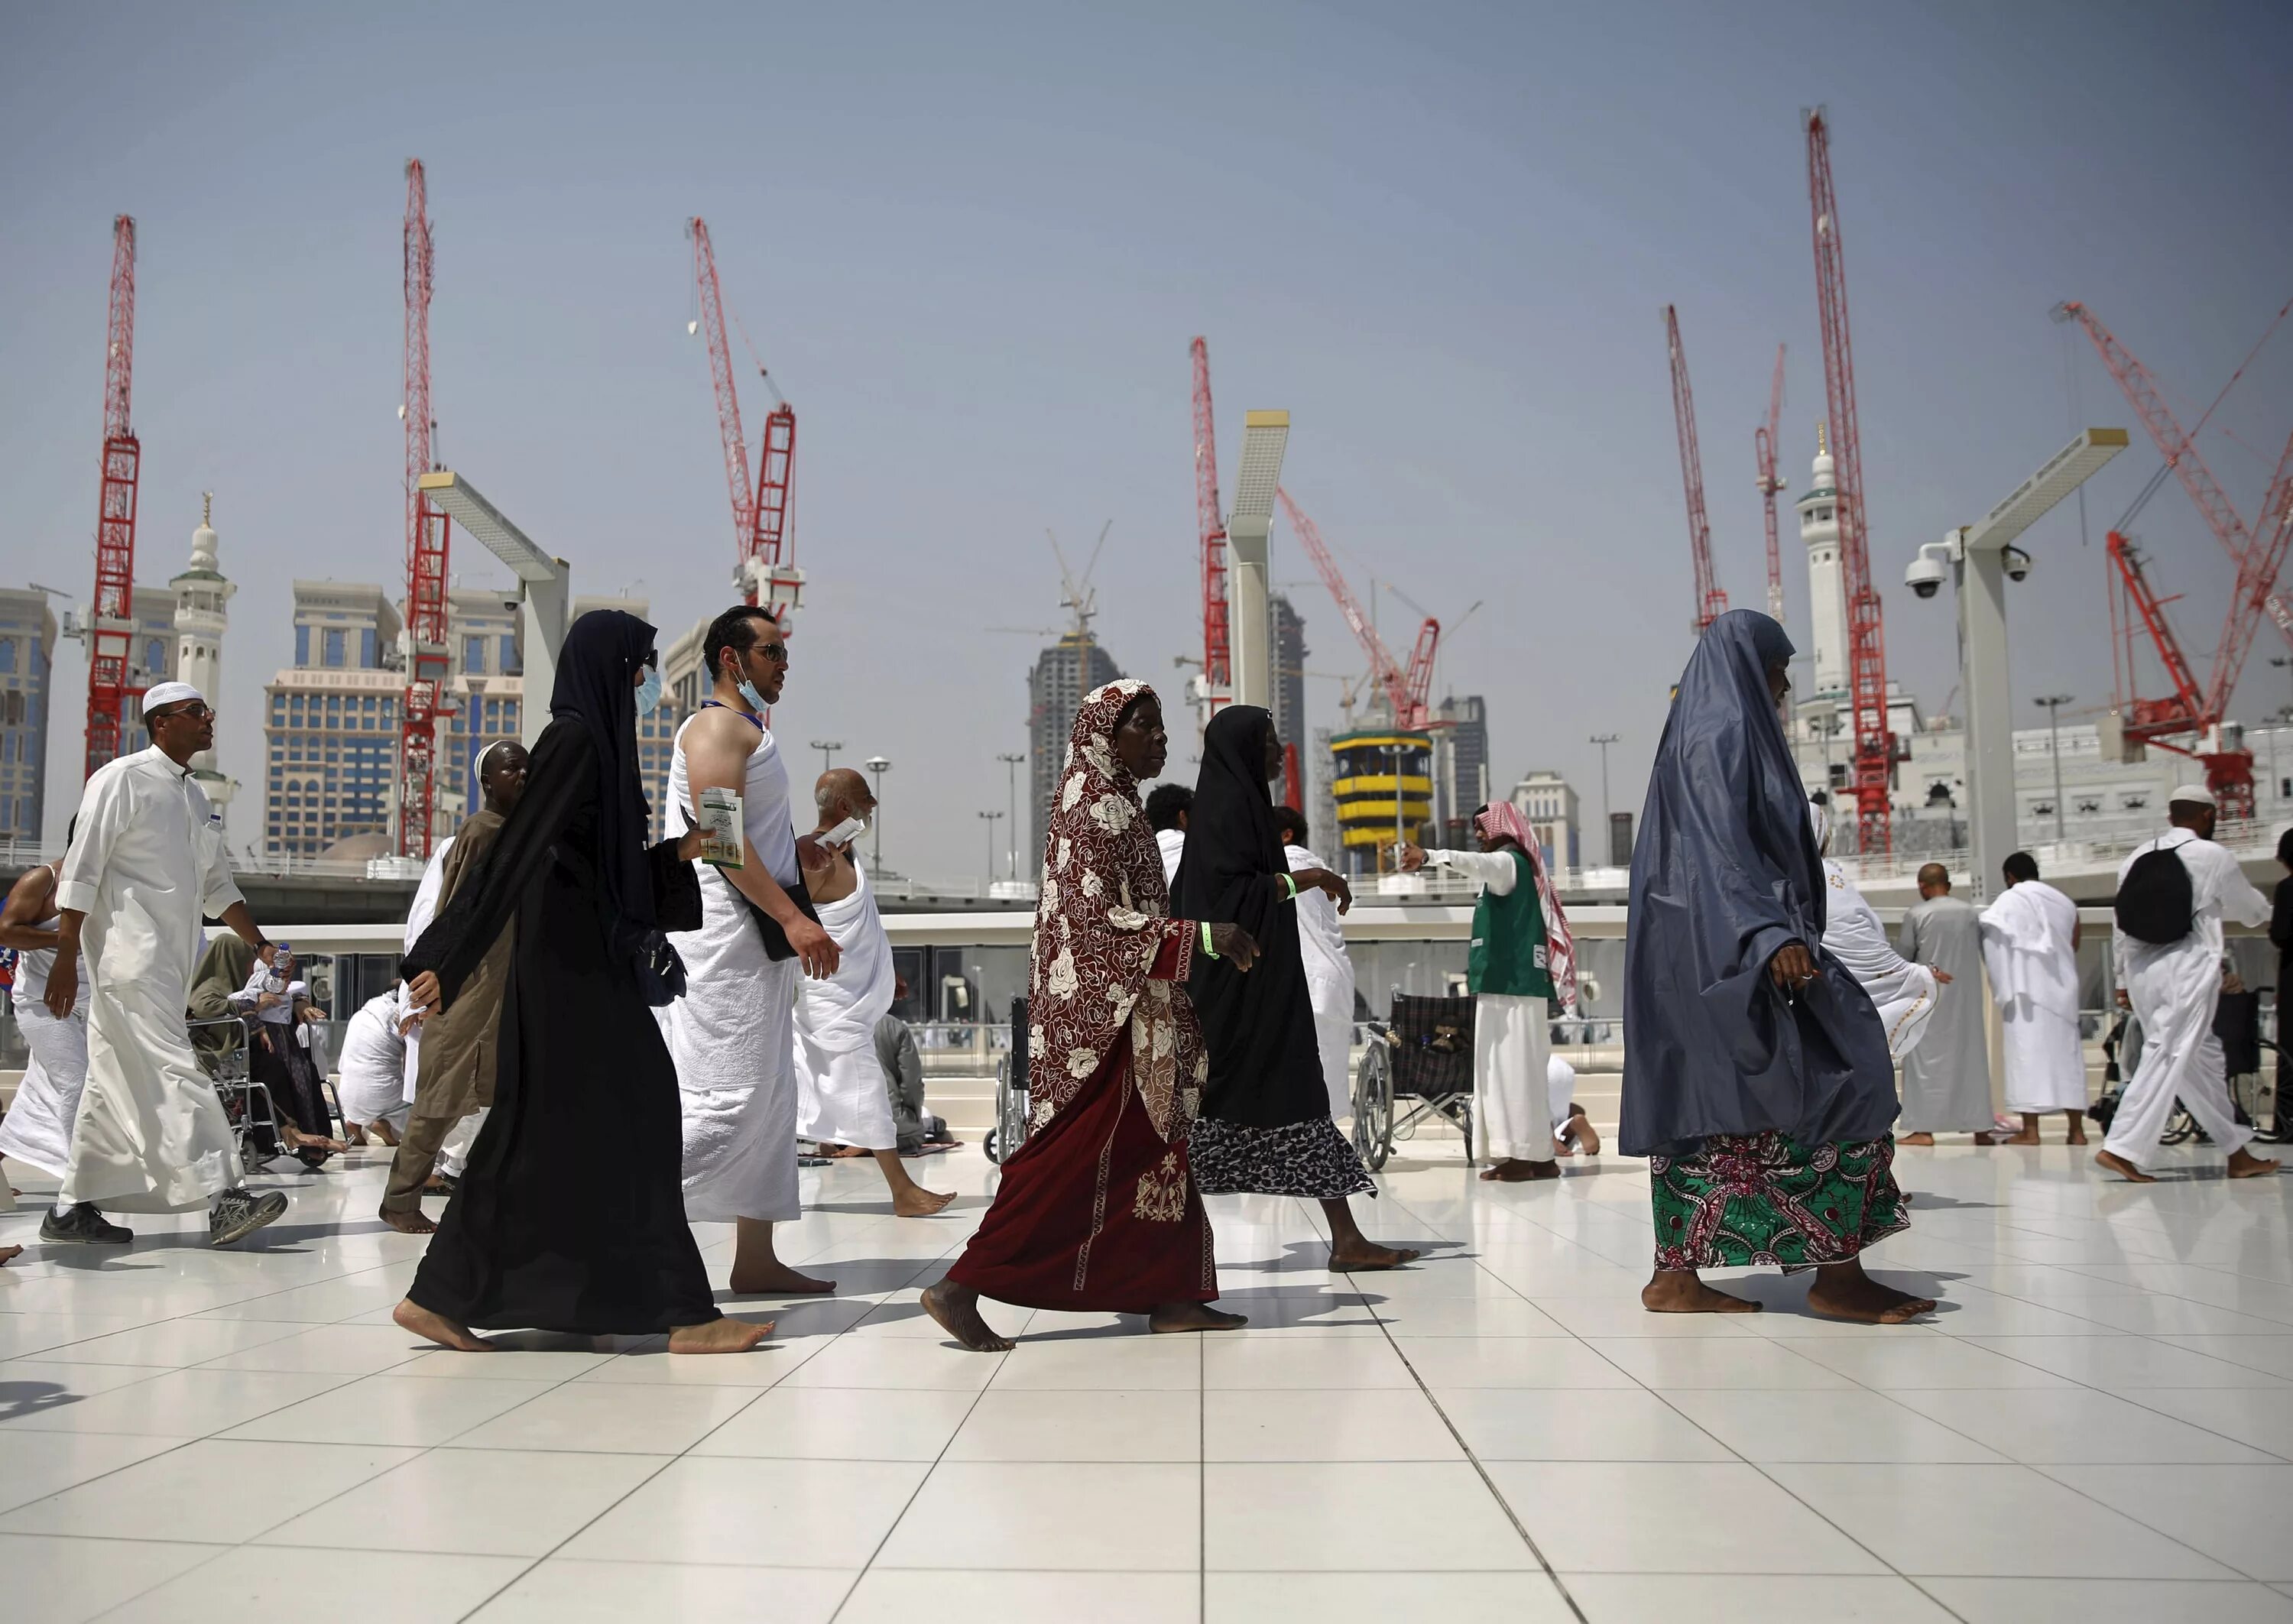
left=2115, top=843, right=2194, bottom=945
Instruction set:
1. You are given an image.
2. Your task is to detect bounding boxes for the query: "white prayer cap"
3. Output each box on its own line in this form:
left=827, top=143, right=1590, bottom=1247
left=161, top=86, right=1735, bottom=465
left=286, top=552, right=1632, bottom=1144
left=2169, top=783, right=2217, bottom=808
left=474, top=737, right=517, bottom=777
left=140, top=680, right=206, bottom=715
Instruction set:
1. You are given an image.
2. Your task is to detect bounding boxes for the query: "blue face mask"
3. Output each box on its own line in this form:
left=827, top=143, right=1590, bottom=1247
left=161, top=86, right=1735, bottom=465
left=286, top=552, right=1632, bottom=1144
left=634, top=665, right=663, bottom=715
left=737, top=679, right=769, bottom=714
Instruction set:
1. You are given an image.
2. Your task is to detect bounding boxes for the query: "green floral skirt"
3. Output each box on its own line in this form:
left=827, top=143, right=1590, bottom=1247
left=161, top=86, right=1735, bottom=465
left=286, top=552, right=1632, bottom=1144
left=1649, top=1131, right=1906, bottom=1271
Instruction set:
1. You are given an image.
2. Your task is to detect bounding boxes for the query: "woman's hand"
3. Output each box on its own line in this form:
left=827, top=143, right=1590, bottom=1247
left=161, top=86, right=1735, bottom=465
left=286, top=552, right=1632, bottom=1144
left=1769, top=942, right=1820, bottom=994
left=1209, top=922, right=1259, bottom=972
left=676, top=827, right=707, bottom=863
left=404, top=971, right=444, bottom=1016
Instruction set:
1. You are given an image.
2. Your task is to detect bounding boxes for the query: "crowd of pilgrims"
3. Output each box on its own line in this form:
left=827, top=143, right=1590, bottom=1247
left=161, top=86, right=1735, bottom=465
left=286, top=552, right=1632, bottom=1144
left=1, top=604, right=2278, bottom=1338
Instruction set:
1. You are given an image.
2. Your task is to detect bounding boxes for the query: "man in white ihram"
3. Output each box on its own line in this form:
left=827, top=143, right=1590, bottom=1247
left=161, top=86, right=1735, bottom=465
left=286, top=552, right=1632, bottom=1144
left=1813, top=799, right=1941, bottom=1062
left=42, top=682, right=290, bottom=1246
left=1979, top=851, right=2090, bottom=1146
left=1274, top=806, right=1356, bottom=1120
left=2099, top=786, right=2279, bottom=1182
left=793, top=769, right=955, bottom=1216
left=665, top=606, right=844, bottom=1295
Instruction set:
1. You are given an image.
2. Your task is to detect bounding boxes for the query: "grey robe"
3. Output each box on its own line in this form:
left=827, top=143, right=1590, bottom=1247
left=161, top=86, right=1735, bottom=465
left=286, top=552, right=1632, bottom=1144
left=1898, top=894, right=1994, bottom=1131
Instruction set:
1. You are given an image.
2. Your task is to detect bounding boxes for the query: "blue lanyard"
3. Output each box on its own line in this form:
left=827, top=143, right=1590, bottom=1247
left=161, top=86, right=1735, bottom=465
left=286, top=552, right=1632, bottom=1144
left=699, top=699, right=763, bottom=733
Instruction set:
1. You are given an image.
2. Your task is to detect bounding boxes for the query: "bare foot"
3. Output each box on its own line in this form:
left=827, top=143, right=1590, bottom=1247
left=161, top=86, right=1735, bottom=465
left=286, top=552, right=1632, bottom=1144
left=1973, top=1132, right=2010, bottom=1146
left=2004, top=1130, right=2042, bottom=1146
left=0, top=1244, right=21, bottom=1267
left=1565, top=1113, right=1601, bottom=1156
left=1642, top=1269, right=1763, bottom=1314
left=728, top=1261, right=838, bottom=1295
left=1899, top=1132, right=1935, bottom=1146
left=821, top=1143, right=870, bottom=1159
left=371, top=1120, right=401, bottom=1148
left=667, top=1316, right=772, bottom=1353
left=1479, top=1158, right=1560, bottom=1182
left=394, top=1296, right=494, bottom=1351
left=1149, top=1301, right=1248, bottom=1334
left=378, top=1204, right=437, bottom=1236
left=2095, top=1149, right=2155, bottom=1182
left=2065, top=1126, right=2089, bottom=1146
left=1805, top=1265, right=1937, bottom=1324
left=921, top=1278, right=1014, bottom=1351
left=2228, top=1147, right=2282, bottom=1178
left=345, top=1126, right=368, bottom=1148
left=1329, top=1238, right=1422, bottom=1271
left=891, top=1186, right=958, bottom=1217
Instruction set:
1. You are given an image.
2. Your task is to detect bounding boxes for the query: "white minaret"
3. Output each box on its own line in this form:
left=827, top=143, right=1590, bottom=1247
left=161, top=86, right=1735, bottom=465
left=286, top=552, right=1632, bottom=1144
left=1799, top=424, right=1850, bottom=699
left=171, top=493, right=238, bottom=810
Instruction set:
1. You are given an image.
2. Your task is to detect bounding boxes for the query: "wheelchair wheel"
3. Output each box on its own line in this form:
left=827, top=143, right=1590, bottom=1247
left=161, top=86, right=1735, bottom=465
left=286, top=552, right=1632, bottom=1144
left=990, top=1056, right=1028, bottom=1166
left=1354, top=1037, right=1394, bottom=1172
left=2161, top=1104, right=2197, bottom=1146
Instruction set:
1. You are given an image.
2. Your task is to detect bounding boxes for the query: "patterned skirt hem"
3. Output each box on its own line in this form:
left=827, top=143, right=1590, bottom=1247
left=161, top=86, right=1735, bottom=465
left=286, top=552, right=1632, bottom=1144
left=1186, top=1112, right=1376, bottom=1199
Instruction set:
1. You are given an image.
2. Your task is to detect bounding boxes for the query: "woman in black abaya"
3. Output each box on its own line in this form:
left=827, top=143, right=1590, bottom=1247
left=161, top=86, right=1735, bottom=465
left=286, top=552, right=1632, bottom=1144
left=1175, top=705, right=1419, bottom=1271
left=393, top=610, right=768, bottom=1355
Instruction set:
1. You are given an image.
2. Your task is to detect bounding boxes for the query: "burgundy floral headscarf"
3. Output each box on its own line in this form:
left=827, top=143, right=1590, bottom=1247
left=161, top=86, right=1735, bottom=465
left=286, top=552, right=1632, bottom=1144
left=1029, top=680, right=1207, bottom=1141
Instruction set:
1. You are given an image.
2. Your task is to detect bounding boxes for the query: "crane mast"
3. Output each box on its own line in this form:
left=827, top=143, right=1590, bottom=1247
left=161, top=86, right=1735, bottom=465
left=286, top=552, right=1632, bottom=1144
left=1665, top=306, right=1727, bottom=632
left=689, top=216, right=801, bottom=623
left=1756, top=343, right=1787, bottom=625
left=397, top=160, right=452, bottom=858
left=1191, top=337, right=1231, bottom=725
left=1805, top=109, right=1893, bottom=854
left=84, top=214, right=141, bottom=776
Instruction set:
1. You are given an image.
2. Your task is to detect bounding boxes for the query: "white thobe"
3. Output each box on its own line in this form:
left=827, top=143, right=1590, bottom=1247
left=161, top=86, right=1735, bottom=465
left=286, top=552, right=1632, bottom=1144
left=1980, top=880, right=2087, bottom=1113
left=335, top=991, right=411, bottom=1131
left=2105, top=830, right=2269, bottom=1168
left=0, top=937, right=91, bottom=1180
left=1156, top=828, right=1185, bottom=889
left=795, top=861, right=900, bottom=1149
left=398, top=837, right=453, bottom=1107
left=57, top=747, right=246, bottom=1211
left=1546, top=1054, right=1578, bottom=1134
left=1821, top=860, right=1938, bottom=1060
left=1426, top=848, right=1552, bottom=1164
left=665, top=712, right=803, bottom=1224
left=1286, top=842, right=1356, bottom=1120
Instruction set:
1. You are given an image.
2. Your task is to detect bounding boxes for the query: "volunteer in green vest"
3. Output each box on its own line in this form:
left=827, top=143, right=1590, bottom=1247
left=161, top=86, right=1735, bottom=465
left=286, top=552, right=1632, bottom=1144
left=1401, top=800, right=1581, bottom=1182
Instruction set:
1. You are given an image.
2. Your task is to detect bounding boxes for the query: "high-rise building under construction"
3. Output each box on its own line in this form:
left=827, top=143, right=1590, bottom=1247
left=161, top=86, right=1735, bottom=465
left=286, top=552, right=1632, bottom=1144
left=1028, top=631, right=1121, bottom=869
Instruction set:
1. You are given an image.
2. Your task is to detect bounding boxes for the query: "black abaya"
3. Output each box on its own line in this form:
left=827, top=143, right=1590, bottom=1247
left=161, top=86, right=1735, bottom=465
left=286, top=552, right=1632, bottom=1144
left=401, top=717, right=718, bottom=1334
left=1173, top=705, right=1373, bottom=1198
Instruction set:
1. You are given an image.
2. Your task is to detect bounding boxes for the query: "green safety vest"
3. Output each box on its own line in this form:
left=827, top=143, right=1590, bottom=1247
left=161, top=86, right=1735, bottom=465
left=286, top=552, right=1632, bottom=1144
left=1468, top=849, right=1553, bottom=999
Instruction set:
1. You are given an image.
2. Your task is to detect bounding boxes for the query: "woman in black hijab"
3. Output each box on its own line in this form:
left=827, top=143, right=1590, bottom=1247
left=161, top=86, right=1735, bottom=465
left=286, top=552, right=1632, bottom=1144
left=1175, top=705, right=1419, bottom=1271
left=394, top=610, right=769, bottom=1354
left=1623, top=610, right=1934, bottom=1324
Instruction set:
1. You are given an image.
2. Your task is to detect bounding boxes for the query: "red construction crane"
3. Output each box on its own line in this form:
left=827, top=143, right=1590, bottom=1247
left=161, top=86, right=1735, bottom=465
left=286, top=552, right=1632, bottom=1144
left=397, top=160, right=452, bottom=859
left=1665, top=306, right=1727, bottom=633
left=688, top=216, right=800, bottom=622
left=1805, top=108, right=1893, bottom=854
left=83, top=214, right=141, bottom=776
left=1755, top=342, right=1787, bottom=625
left=1276, top=488, right=1438, bottom=730
left=2054, top=299, right=2293, bottom=657
left=1191, top=337, right=1231, bottom=722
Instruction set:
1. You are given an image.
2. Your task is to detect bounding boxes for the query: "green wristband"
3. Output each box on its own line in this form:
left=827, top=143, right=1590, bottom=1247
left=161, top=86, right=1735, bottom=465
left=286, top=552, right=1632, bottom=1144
left=1200, top=921, right=1218, bottom=959
left=1282, top=873, right=1299, bottom=901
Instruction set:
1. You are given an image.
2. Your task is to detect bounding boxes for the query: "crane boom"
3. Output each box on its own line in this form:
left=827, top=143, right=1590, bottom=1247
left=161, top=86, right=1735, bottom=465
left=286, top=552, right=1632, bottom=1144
left=397, top=159, right=452, bottom=858
left=689, top=217, right=801, bottom=621
left=1665, top=306, right=1727, bottom=631
left=1805, top=108, right=1893, bottom=854
left=1756, top=342, right=1786, bottom=624
left=84, top=213, right=141, bottom=776
left=689, top=218, right=754, bottom=563
left=1191, top=337, right=1231, bottom=721
left=1276, top=488, right=1435, bottom=729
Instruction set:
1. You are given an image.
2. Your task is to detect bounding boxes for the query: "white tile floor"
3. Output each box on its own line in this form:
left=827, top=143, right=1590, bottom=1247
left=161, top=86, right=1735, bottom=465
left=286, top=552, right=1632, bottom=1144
left=2, top=1123, right=2291, bottom=1622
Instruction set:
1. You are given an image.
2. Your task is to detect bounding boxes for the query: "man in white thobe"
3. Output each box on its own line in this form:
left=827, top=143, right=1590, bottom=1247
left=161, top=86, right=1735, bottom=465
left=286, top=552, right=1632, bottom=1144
left=2100, top=786, right=2279, bottom=1182
left=1400, top=801, right=1571, bottom=1182
left=1813, top=801, right=1940, bottom=1062
left=43, top=683, right=290, bottom=1246
left=1899, top=863, right=2002, bottom=1144
left=1545, top=1053, right=1601, bottom=1156
left=665, top=607, right=842, bottom=1295
left=1276, top=807, right=1356, bottom=1121
left=1980, top=851, right=2090, bottom=1146
left=793, top=770, right=954, bottom=1217
left=1146, top=783, right=1191, bottom=889
left=336, top=987, right=414, bottom=1144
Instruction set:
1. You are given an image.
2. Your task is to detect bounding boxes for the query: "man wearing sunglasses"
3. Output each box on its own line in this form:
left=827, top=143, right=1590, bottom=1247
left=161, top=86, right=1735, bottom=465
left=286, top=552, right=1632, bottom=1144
left=42, top=682, right=290, bottom=1248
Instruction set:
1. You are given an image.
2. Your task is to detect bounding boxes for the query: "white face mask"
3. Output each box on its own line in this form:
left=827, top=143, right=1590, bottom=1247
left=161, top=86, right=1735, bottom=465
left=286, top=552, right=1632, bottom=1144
left=736, top=678, right=769, bottom=714
left=634, top=665, right=663, bottom=715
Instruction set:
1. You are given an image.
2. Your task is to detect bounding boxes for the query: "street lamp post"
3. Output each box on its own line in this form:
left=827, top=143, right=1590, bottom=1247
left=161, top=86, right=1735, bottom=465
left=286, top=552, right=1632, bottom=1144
left=996, top=751, right=1026, bottom=880
left=864, top=755, right=890, bottom=872
left=978, top=809, right=1003, bottom=888
left=1588, top=733, right=1620, bottom=857
left=2034, top=694, right=2074, bottom=843
left=810, top=738, right=843, bottom=777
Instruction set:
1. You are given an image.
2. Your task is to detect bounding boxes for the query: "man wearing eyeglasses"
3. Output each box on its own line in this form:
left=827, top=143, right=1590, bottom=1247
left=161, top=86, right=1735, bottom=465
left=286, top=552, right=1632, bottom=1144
left=41, top=682, right=291, bottom=1248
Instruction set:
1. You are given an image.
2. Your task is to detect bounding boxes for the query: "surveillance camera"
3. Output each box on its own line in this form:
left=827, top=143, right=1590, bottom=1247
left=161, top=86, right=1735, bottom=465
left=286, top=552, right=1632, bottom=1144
left=2003, top=545, right=2033, bottom=583
left=1904, top=553, right=1946, bottom=600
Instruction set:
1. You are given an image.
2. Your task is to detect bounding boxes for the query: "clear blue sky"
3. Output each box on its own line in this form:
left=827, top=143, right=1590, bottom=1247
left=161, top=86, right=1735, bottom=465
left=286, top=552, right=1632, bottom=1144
left=5, top=1, right=2289, bottom=877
